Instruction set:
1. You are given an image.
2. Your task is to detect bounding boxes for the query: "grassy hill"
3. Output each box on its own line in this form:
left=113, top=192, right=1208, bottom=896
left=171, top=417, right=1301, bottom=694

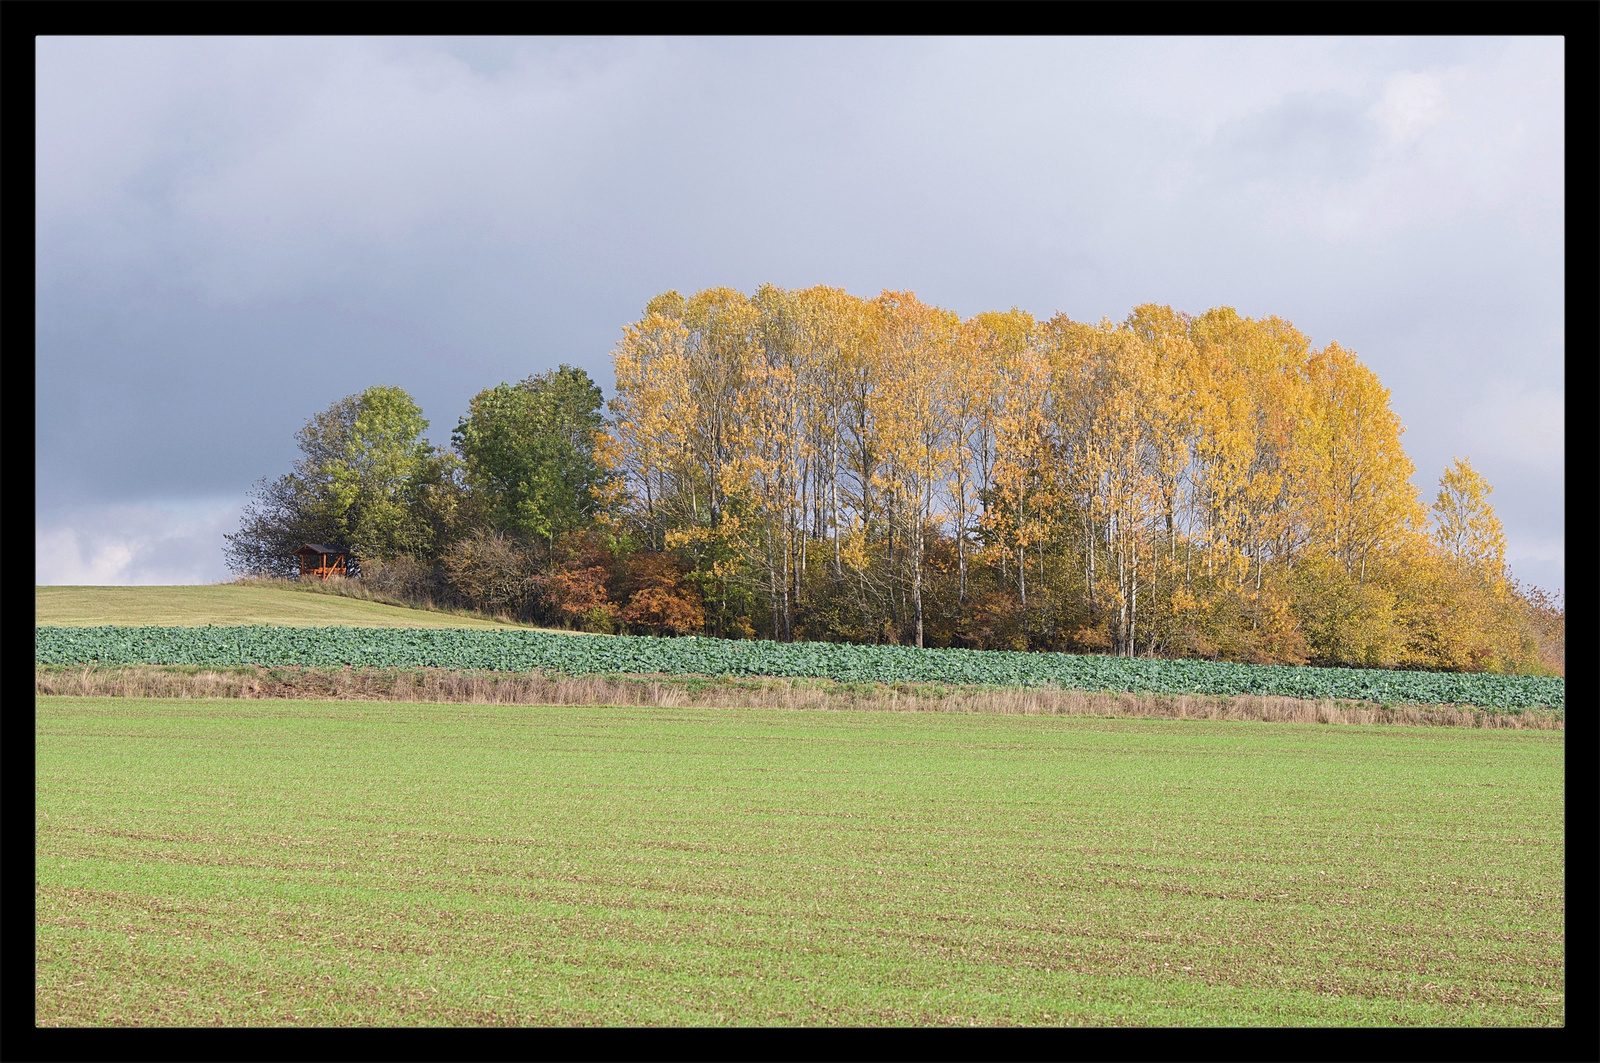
left=35, top=583, right=556, bottom=631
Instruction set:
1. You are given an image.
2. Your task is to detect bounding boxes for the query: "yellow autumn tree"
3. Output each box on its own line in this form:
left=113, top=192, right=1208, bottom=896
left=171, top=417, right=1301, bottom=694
left=868, top=291, right=960, bottom=648
left=605, top=284, right=1548, bottom=674
left=609, top=306, right=695, bottom=550
left=1432, top=456, right=1508, bottom=584
left=1389, top=456, right=1525, bottom=672
left=985, top=316, right=1056, bottom=646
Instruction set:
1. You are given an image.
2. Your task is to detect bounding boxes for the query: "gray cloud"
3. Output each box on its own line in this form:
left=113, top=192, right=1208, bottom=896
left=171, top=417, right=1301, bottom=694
left=36, top=498, right=243, bottom=586
left=35, top=36, right=1564, bottom=590
left=1209, top=91, right=1380, bottom=184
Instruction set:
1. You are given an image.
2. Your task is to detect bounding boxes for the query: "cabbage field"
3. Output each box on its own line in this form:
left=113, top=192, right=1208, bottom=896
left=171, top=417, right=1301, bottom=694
left=35, top=625, right=1563, bottom=710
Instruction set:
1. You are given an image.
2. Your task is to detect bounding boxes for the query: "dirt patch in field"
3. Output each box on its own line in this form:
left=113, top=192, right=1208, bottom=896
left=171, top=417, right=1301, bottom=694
left=36, top=665, right=1562, bottom=730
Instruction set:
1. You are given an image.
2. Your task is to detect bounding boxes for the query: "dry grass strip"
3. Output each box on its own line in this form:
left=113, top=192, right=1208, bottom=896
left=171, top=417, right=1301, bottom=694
left=36, top=664, right=1562, bottom=730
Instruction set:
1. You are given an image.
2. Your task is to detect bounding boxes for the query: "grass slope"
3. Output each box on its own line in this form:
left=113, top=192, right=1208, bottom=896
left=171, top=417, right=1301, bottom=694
left=35, top=585, right=545, bottom=631
left=36, top=697, right=1564, bottom=1026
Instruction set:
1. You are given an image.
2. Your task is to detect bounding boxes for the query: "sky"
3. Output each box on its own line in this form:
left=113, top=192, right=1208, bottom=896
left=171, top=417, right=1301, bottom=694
left=35, top=36, right=1565, bottom=594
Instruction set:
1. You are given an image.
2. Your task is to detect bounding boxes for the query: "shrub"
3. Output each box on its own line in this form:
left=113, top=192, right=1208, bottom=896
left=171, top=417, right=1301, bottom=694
left=619, top=553, right=705, bottom=636
left=530, top=531, right=618, bottom=631
left=441, top=530, right=537, bottom=616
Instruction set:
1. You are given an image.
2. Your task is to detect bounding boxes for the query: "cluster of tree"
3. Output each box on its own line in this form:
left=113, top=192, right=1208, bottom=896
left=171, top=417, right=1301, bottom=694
left=225, top=286, right=1562, bottom=675
left=223, top=368, right=682, bottom=634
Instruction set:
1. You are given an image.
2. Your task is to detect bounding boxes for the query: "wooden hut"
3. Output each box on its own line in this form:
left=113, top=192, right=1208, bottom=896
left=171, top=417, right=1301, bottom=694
left=296, top=543, right=351, bottom=579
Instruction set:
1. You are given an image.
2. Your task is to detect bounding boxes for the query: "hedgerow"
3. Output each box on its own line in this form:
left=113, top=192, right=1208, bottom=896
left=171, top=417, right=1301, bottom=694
left=35, top=626, right=1563, bottom=710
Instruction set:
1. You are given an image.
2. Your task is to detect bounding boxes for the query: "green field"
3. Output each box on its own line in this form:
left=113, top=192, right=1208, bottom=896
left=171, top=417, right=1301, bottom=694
left=37, top=624, right=1563, bottom=711
left=35, top=585, right=546, bottom=631
left=36, top=697, right=1564, bottom=1026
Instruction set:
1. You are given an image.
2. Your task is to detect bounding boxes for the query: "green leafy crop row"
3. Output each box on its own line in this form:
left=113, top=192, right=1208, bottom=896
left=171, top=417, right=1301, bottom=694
left=35, top=626, right=1563, bottom=710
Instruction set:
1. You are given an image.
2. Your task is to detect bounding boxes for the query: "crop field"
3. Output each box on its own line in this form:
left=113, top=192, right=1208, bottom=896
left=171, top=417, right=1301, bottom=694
left=36, top=696, right=1564, bottom=1026
left=36, top=625, right=1565, bottom=710
left=34, top=585, right=545, bottom=631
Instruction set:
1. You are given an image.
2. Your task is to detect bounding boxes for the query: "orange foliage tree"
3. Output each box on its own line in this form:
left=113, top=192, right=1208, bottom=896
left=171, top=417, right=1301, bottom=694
left=604, top=286, right=1553, bottom=673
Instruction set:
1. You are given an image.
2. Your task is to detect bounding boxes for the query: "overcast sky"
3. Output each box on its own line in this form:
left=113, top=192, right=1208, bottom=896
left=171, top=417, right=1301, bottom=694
left=36, top=36, right=1564, bottom=593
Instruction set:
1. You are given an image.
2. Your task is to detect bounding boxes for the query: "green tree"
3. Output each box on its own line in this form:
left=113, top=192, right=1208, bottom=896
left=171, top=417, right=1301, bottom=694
left=295, top=385, right=449, bottom=561
left=223, top=472, right=340, bottom=578
left=452, top=365, right=609, bottom=551
left=224, top=386, right=450, bottom=576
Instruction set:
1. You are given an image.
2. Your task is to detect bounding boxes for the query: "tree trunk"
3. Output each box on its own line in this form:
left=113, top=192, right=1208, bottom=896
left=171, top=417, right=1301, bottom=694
left=956, top=475, right=967, bottom=604
left=1087, top=500, right=1096, bottom=626
left=766, top=529, right=780, bottom=641
left=831, top=435, right=842, bottom=581
left=913, top=539, right=924, bottom=649
left=1129, top=543, right=1139, bottom=657
left=782, top=512, right=793, bottom=641
left=1017, top=499, right=1026, bottom=608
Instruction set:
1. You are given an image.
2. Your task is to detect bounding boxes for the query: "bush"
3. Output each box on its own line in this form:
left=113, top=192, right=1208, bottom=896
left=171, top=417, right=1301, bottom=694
left=619, top=552, right=705, bottom=636
left=530, top=531, right=619, bottom=632
left=360, top=555, right=442, bottom=608
left=441, top=530, right=537, bottom=617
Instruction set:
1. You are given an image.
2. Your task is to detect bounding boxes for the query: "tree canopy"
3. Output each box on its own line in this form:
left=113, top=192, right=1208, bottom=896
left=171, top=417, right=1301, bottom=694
left=224, top=385, right=458, bottom=576
left=225, top=289, right=1561, bottom=677
left=452, top=366, right=609, bottom=548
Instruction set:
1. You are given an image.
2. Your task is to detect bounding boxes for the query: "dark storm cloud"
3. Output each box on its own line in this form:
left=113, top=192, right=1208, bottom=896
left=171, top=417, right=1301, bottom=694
left=35, top=36, right=1562, bottom=590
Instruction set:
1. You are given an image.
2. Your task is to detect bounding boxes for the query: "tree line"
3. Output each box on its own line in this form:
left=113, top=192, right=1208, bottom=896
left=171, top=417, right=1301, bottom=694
left=225, top=286, right=1563, bottom=675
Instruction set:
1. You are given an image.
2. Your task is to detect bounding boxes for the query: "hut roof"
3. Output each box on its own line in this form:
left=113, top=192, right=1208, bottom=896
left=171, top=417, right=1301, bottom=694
left=296, top=543, right=349, bottom=556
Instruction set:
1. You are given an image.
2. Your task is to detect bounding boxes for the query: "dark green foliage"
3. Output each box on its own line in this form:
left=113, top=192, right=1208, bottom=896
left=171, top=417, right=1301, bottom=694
left=452, top=366, right=608, bottom=547
left=224, top=386, right=462, bottom=573
left=36, top=626, right=1563, bottom=709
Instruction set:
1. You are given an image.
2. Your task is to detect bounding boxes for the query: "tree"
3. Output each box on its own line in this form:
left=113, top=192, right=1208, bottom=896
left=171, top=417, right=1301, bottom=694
left=223, top=473, right=338, bottom=578
left=1431, top=456, right=1507, bottom=584
left=302, top=385, right=448, bottom=561
left=453, top=365, right=609, bottom=552
left=610, top=309, right=695, bottom=551
left=869, top=291, right=959, bottom=648
left=1288, top=550, right=1402, bottom=668
left=1296, top=343, right=1426, bottom=583
left=440, top=529, right=537, bottom=616
left=986, top=318, right=1055, bottom=642
left=1381, top=457, right=1521, bottom=672
left=620, top=552, right=706, bottom=635
left=602, top=284, right=1547, bottom=673
left=530, top=531, right=620, bottom=632
left=224, top=385, right=451, bottom=575
left=1514, top=582, right=1564, bottom=675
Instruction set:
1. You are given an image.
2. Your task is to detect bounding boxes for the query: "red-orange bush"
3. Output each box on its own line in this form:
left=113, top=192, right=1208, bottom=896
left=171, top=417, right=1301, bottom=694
left=532, top=532, right=619, bottom=632
left=620, top=552, right=705, bottom=636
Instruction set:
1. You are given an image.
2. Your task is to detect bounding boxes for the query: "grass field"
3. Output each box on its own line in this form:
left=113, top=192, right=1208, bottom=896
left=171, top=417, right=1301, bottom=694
left=35, top=696, right=1564, bottom=1026
left=35, top=585, right=547, bottom=631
